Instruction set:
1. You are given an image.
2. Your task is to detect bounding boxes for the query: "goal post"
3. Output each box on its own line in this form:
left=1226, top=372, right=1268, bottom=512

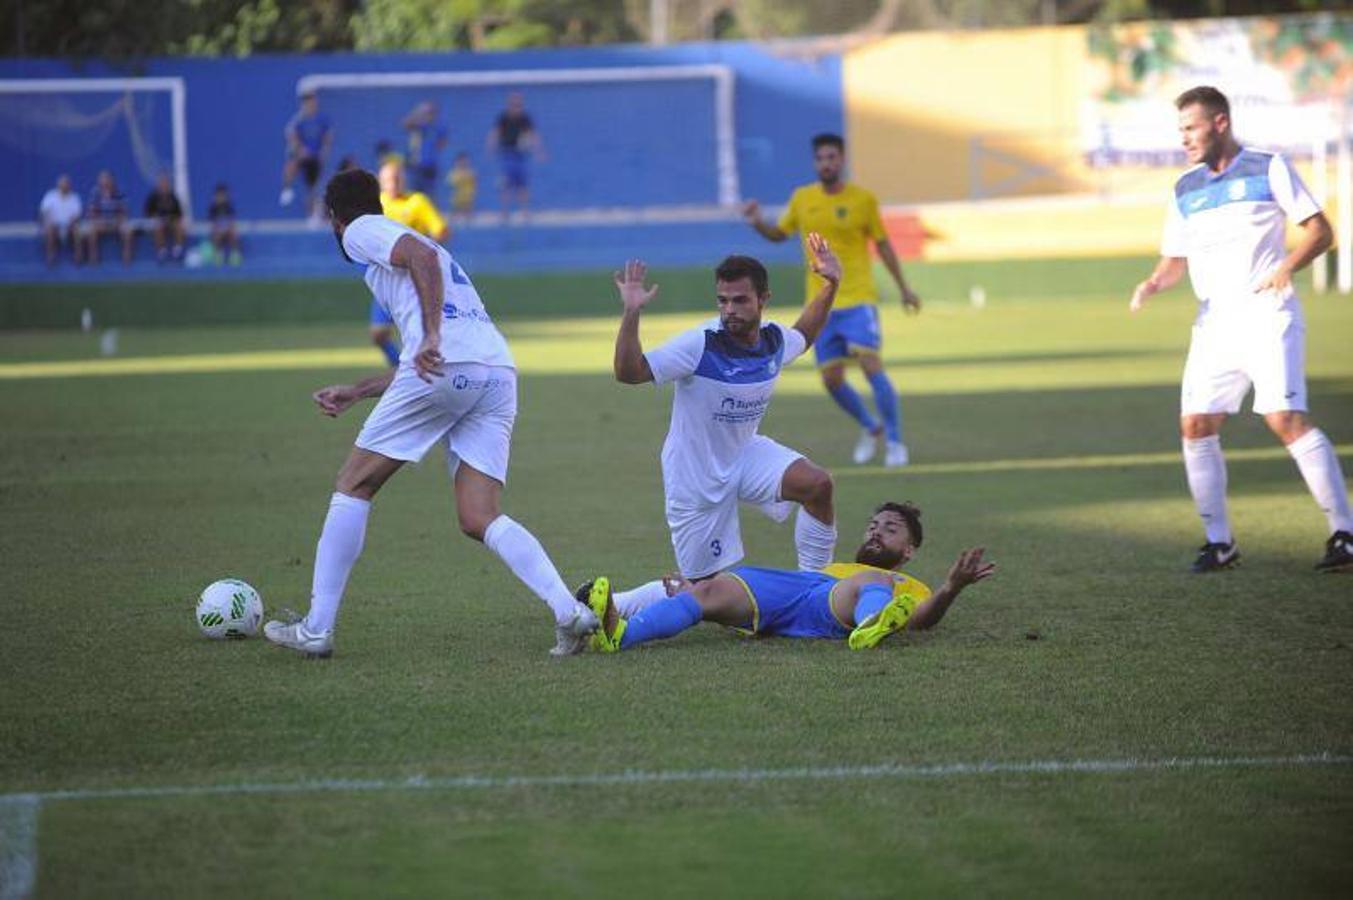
left=297, top=65, right=739, bottom=208
left=0, top=77, right=190, bottom=225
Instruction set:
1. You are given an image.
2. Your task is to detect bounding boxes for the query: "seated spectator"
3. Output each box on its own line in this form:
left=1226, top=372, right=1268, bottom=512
left=207, top=183, right=242, bottom=266
left=84, top=170, right=132, bottom=265
left=144, top=172, right=186, bottom=263
left=39, top=174, right=82, bottom=266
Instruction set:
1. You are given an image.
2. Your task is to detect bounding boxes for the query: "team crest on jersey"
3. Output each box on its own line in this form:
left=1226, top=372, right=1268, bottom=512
left=1227, top=180, right=1247, bottom=201
left=768, top=360, right=778, bottom=375
left=836, top=207, right=847, bottom=219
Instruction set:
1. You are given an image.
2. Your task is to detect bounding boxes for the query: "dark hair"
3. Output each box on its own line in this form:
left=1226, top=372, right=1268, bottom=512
left=324, top=168, right=382, bottom=225
left=214, top=182, right=228, bottom=193
left=1175, top=86, right=1229, bottom=119
left=876, top=501, right=923, bottom=547
left=715, top=255, right=769, bottom=297
left=812, top=132, right=845, bottom=152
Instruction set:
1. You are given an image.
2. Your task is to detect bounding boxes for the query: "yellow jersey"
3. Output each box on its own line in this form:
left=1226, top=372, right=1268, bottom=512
left=380, top=191, right=447, bottom=241
left=448, top=168, right=477, bottom=210
left=777, top=182, right=887, bottom=309
left=821, top=561, right=931, bottom=623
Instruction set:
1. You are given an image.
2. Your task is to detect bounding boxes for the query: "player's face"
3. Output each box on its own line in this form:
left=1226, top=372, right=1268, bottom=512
left=716, top=277, right=767, bottom=341
left=814, top=145, right=844, bottom=186
left=854, top=511, right=915, bottom=568
left=378, top=165, right=401, bottom=195
left=1178, top=104, right=1227, bottom=168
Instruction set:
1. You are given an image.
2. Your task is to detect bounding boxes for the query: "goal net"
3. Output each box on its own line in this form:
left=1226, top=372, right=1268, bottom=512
left=297, top=66, right=738, bottom=213
left=0, top=78, right=189, bottom=226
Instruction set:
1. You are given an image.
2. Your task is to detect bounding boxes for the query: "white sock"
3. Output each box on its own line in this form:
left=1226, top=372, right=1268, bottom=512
left=482, top=515, right=578, bottom=625
left=615, top=579, right=668, bottom=618
left=1182, top=436, right=1232, bottom=545
left=1287, top=429, right=1353, bottom=534
left=794, top=507, right=837, bottom=571
left=305, top=493, right=370, bottom=634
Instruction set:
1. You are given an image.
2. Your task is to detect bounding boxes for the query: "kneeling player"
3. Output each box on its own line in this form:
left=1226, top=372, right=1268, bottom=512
left=584, top=502, right=994, bottom=652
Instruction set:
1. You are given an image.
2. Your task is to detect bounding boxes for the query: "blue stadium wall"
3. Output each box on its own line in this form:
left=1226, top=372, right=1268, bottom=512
left=0, top=43, right=841, bottom=280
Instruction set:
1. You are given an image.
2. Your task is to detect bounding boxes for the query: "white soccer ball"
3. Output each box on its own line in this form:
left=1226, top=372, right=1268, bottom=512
left=196, top=578, right=264, bottom=639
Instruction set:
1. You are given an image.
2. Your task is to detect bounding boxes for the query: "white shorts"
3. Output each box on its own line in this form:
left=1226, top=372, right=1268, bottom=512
left=665, top=435, right=803, bottom=579
left=356, top=363, right=516, bottom=483
left=1181, top=308, right=1306, bottom=416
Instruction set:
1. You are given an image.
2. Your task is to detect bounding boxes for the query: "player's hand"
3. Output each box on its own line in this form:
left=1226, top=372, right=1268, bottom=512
left=613, top=259, right=659, bottom=312
left=807, top=232, right=841, bottom=285
left=901, top=286, right=922, bottom=315
left=313, top=384, right=360, bottom=418
left=662, top=572, right=692, bottom=597
left=413, top=335, right=445, bottom=383
left=945, top=547, right=996, bottom=591
left=741, top=199, right=761, bottom=223
left=1253, top=265, right=1292, bottom=296
left=1129, top=278, right=1159, bottom=313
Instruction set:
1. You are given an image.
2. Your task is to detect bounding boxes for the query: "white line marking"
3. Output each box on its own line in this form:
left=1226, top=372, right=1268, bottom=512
left=0, top=794, right=39, bottom=900
left=9, top=753, right=1350, bottom=806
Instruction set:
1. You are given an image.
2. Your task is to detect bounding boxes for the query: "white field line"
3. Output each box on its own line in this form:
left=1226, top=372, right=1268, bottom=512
left=1, top=753, right=1347, bottom=899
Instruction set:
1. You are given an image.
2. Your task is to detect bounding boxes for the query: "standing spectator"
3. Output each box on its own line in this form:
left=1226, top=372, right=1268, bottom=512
left=208, top=182, right=242, bottom=266
left=83, top=170, right=132, bottom=265
left=402, top=101, right=447, bottom=196
left=279, top=91, right=333, bottom=223
left=39, top=174, right=82, bottom=266
left=486, top=92, right=544, bottom=220
left=144, top=172, right=186, bottom=263
left=446, top=152, right=477, bottom=224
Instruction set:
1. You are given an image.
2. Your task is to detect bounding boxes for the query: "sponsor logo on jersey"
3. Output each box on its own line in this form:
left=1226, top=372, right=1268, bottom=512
left=714, top=394, right=769, bottom=423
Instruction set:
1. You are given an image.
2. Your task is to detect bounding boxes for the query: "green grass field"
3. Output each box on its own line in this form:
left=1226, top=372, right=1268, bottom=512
left=2, top=261, right=1352, bottom=898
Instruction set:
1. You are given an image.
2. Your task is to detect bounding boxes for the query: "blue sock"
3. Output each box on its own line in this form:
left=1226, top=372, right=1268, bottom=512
left=853, top=583, right=893, bottom=626
left=378, top=338, right=400, bottom=367
left=827, top=382, right=879, bottom=432
left=866, top=370, right=902, bottom=443
left=619, top=591, right=701, bottom=649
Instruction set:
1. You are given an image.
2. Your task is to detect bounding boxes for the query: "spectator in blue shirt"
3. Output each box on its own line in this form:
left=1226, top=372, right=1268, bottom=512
left=83, top=170, right=132, bottom=265
left=402, top=101, right=448, bottom=196
left=279, top=91, right=333, bottom=223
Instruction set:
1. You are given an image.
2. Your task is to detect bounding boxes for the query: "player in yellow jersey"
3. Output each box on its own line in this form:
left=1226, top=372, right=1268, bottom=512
left=743, top=133, right=921, bottom=467
left=581, top=502, right=995, bottom=652
left=367, top=160, right=451, bottom=366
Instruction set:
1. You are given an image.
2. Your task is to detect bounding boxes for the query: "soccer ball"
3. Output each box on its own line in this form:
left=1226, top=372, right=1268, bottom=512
left=196, top=579, right=264, bottom=639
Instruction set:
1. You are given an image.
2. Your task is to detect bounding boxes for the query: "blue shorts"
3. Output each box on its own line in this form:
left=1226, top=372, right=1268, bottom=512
left=724, top=567, right=851, bottom=639
left=814, top=305, right=882, bottom=367
left=369, top=298, right=393, bottom=327
left=499, top=149, right=529, bottom=189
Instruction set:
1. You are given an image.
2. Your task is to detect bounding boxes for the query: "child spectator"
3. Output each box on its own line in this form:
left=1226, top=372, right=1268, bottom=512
left=447, top=152, right=477, bottom=224
left=84, top=170, right=132, bottom=265
left=39, top=173, right=82, bottom=266
left=208, top=183, right=242, bottom=266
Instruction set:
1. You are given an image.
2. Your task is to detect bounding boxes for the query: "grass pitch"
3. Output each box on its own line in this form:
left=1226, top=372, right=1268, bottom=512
left=1, top=263, right=1351, bottom=898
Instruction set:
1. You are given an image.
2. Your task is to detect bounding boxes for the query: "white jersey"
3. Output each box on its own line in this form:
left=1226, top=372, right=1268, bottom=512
left=645, top=320, right=807, bottom=505
left=39, top=189, right=81, bottom=228
left=1161, top=148, right=1320, bottom=318
left=342, top=214, right=513, bottom=369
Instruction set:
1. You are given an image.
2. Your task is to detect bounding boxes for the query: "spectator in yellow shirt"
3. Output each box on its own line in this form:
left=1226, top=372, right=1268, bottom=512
left=367, top=160, right=449, bottom=366
left=447, top=152, right=477, bottom=224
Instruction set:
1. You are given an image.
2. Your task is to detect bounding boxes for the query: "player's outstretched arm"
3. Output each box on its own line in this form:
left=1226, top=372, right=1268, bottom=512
left=613, top=259, right=658, bottom=384
left=742, top=199, right=788, bottom=242
left=313, top=369, right=396, bottom=417
left=1129, top=256, right=1187, bottom=313
left=905, top=547, right=996, bottom=631
left=790, top=232, right=841, bottom=345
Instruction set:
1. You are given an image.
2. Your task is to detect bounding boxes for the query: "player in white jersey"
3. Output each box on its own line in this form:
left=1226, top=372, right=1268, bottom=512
left=605, top=235, right=843, bottom=617
left=263, top=169, right=598, bottom=657
left=1130, top=86, right=1351, bottom=573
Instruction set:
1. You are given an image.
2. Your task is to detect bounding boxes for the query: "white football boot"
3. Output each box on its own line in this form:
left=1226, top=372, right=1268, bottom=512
left=549, top=603, right=599, bottom=657
left=264, top=619, right=334, bottom=659
left=884, top=441, right=910, bottom=468
left=852, top=428, right=880, bottom=465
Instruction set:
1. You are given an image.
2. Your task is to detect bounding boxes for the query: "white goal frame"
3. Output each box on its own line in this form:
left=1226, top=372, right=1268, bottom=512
left=0, top=77, right=191, bottom=225
left=297, top=66, right=739, bottom=207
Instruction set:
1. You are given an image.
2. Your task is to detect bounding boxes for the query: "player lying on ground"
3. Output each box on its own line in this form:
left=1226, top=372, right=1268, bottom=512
left=263, top=168, right=597, bottom=659
left=581, top=502, right=995, bottom=652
